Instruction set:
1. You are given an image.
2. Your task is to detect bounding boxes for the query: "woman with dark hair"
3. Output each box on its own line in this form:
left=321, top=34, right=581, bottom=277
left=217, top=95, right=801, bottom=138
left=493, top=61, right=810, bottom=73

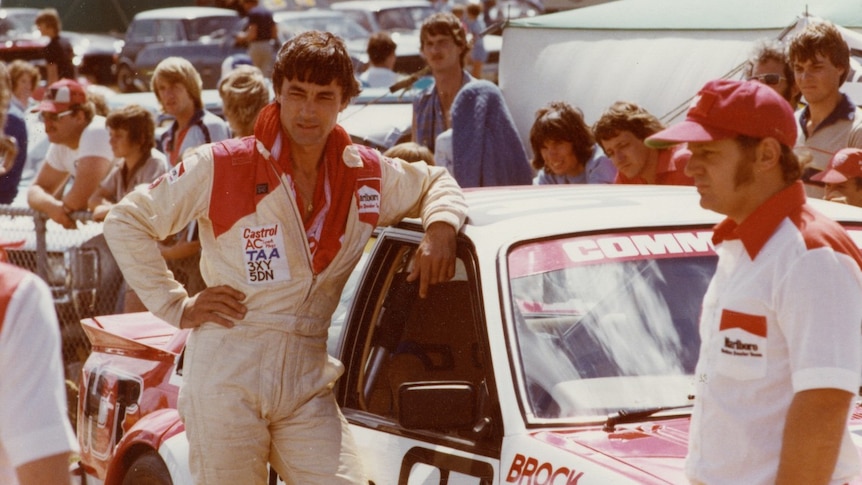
left=529, top=101, right=616, bottom=184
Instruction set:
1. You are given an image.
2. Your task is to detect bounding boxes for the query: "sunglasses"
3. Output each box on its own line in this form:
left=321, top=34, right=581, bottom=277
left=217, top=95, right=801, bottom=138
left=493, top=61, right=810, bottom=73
left=747, top=73, right=786, bottom=86
left=39, top=109, right=75, bottom=123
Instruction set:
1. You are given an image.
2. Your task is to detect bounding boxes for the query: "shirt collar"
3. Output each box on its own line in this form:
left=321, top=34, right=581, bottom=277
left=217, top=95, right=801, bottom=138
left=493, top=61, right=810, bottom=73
left=798, top=92, right=856, bottom=136
left=711, top=181, right=806, bottom=259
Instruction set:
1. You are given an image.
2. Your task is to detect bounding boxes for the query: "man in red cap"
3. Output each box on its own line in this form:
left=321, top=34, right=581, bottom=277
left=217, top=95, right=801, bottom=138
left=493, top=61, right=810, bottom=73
left=647, top=78, right=862, bottom=485
left=811, top=147, right=862, bottom=207
left=27, top=79, right=112, bottom=229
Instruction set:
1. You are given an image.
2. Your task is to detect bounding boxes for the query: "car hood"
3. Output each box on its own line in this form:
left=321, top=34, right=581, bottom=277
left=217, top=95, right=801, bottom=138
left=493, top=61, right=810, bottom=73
left=524, top=417, right=690, bottom=483
left=526, top=408, right=862, bottom=483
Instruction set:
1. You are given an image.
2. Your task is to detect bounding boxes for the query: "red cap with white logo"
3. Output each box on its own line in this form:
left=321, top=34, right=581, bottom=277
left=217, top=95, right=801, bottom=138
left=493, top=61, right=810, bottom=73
left=32, top=79, right=87, bottom=113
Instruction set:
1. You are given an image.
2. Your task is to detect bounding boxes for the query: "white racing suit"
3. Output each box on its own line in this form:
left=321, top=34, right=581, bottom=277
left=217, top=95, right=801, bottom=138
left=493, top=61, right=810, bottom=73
left=104, top=132, right=467, bottom=484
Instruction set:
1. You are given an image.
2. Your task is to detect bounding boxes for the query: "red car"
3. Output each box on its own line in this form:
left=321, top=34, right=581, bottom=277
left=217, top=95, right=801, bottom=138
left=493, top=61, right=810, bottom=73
left=75, top=313, right=190, bottom=484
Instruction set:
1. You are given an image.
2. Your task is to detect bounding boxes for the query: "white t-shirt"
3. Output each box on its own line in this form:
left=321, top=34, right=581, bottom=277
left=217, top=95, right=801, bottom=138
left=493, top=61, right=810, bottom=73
left=0, top=267, right=78, bottom=484
left=44, top=115, right=113, bottom=174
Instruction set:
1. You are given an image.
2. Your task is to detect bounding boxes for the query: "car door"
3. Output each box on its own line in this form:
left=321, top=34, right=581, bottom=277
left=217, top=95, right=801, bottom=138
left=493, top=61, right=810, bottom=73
left=336, top=229, right=502, bottom=484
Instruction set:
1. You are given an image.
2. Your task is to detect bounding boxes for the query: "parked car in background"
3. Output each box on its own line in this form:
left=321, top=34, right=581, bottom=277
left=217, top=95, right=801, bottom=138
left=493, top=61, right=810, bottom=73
left=115, top=7, right=246, bottom=92
left=0, top=7, right=43, bottom=64
left=263, top=0, right=332, bottom=11
left=68, top=31, right=124, bottom=85
left=331, top=0, right=432, bottom=33
left=0, top=7, right=122, bottom=85
left=274, top=8, right=370, bottom=71
left=484, top=0, right=544, bottom=34
left=69, top=185, right=862, bottom=484
left=332, top=0, right=501, bottom=79
left=332, top=0, right=431, bottom=75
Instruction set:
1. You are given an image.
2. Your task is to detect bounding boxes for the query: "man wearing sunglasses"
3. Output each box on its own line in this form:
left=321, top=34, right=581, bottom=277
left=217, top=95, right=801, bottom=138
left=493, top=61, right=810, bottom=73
left=26, top=79, right=113, bottom=229
left=789, top=20, right=862, bottom=198
left=743, top=39, right=799, bottom=106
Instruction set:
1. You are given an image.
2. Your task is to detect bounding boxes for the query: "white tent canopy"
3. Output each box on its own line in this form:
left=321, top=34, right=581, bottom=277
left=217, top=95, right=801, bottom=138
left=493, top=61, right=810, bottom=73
left=499, top=0, right=862, bottom=155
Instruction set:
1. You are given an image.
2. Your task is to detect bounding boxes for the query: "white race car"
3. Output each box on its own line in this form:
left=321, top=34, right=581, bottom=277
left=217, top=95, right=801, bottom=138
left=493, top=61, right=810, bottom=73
left=72, top=184, right=862, bottom=484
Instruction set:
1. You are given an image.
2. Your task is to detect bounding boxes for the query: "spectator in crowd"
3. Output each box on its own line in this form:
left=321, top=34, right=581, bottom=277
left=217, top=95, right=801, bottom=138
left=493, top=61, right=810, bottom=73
left=8, top=60, right=40, bottom=114
left=0, top=262, right=78, bottom=485
left=220, top=53, right=255, bottom=82
left=451, top=3, right=466, bottom=21
left=384, top=141, right=435, bottom=164
left=789, top=19, right=862, bottom=197
left=235, top=0, right=278, bottom=77
left=360, top=32, right=399, bottom=88
left=413, top=12, right=474, bottom=152
left=104, top=30, right=466, bottom=484
left=743, top=38, right=799, bottom=106
left=647, top=78, right=862, bottom=485
left=218, top=65, right=271, bottom=138
left=89, top=105, right=168, bottom=313
left=27, top=79, right=112, bottom=229
left=593, top=101, right=692, bottom=185
left=152, top=57, right=231, bottom=166
left=86, top=85, right=112, bottom=117
left=35, top=8, right=75, bottom=84
left=465, top=3, right=487, bottom=79
left=88, top=105, right=168, bottom=221
left=0, top=62, right=28, bottom=205
left=811, top=147, right=862, bottom=207
left=152, top=57, right=229, bottom=300
left=435, top=79, right=531, bottom=187
left=530, top=101, right=616, bottom=184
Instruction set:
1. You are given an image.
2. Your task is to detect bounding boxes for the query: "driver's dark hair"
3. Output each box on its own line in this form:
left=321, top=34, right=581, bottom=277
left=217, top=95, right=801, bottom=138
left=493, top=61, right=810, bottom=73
left=273, top=30, right=361, bottom=101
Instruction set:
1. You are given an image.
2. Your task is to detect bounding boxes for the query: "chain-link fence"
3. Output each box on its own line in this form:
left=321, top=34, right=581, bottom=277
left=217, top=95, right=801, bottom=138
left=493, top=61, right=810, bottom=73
left=0, top=204, right=125, bottom=379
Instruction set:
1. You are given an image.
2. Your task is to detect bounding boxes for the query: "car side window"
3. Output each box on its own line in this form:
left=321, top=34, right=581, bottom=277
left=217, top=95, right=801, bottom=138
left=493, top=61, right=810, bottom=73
left=407, top=7, right=432, bottom=29
left=342, top=10, right=372, bottom=33
left=128, top=19, right=157, bottom=43
left=377, top=10, right=409, bottom=31
left=342, top=237, right=501, bottom=449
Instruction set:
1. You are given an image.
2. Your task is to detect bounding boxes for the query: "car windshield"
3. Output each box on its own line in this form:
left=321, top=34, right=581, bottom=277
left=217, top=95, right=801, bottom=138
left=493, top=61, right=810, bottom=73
left=0, top=11, right=38, bottom=38
left=509, top=229, right=717, bottom=421
left=183, top=16, right=241, bottom=41
left=279, top=16, right=369, bottom=41
left=376, top=6, right=433, bottom=31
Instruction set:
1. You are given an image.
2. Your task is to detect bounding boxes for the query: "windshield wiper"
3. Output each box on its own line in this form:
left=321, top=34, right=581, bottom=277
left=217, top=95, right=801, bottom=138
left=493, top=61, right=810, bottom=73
left=603, top=404, right=693, bottom=432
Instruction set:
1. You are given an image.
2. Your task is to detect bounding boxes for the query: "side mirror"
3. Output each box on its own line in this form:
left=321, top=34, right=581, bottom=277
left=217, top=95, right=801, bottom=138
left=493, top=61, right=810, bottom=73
left=397, top=381, right=477, bottom=430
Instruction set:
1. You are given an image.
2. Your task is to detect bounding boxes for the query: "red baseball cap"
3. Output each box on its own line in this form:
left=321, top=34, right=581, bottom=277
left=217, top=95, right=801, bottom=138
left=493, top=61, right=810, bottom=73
left=645, top=79, right=797, bottom=149
left=32, top=79, right=87, bottom=113
left=811, top=148, right=862, bottom=184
